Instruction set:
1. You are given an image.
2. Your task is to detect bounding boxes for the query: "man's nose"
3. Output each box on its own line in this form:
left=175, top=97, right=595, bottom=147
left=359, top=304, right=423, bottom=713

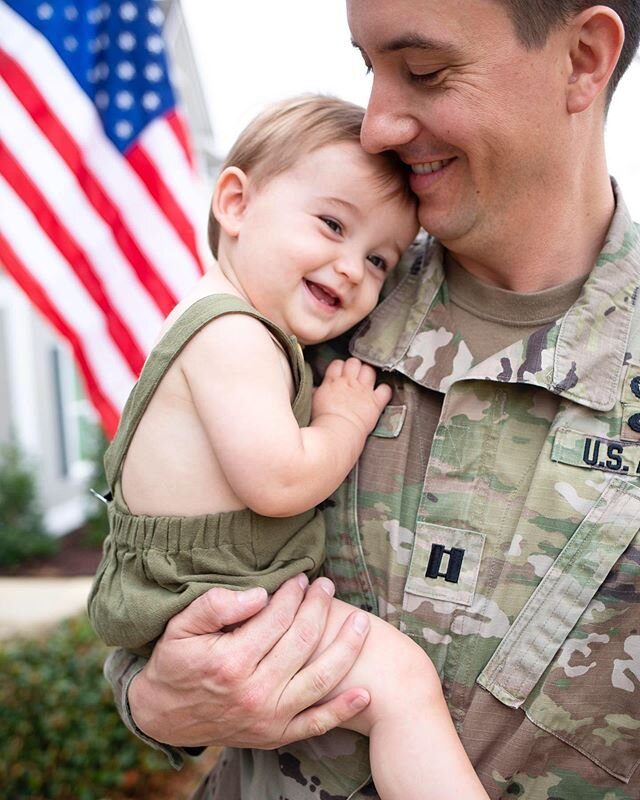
left=361, top=77, right=420, bottom=154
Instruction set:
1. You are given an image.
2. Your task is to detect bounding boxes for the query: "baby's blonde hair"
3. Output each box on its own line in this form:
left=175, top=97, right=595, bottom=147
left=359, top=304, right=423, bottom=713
left=208, top=94, right=414, bottom=258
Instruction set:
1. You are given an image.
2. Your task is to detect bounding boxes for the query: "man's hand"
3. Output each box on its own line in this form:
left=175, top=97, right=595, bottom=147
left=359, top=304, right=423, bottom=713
left=312, top=358, right=392, bottom=438
left=128, top=575, right=371, bottom=748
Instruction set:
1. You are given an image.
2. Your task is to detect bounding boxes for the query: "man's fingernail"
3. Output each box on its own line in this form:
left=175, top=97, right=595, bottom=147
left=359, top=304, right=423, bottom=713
left=316, top=578, right=335, bottom=596
left=238, top=587, right=267, bottom=603
left=353, top=613, right=369, bottom=633
left=351, top=693, right=369, bottom=710
left=297, top=574, right=309, bottom=590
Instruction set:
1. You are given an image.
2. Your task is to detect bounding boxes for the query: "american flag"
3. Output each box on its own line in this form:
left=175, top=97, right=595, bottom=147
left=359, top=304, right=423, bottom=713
left=0, top=0, right=204, bottom=437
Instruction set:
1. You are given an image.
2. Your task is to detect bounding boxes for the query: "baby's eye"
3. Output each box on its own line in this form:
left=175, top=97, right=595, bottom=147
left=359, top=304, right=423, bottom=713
left=321, top=217, right=343, bottom=235
left=367, top=254, right=388, bottom=272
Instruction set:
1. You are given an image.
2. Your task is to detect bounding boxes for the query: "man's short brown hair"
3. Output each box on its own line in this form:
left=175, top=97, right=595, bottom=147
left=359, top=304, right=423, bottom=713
left=207, top=94, right=414, bottom=258
left=496, top=0, right=640, bottom=103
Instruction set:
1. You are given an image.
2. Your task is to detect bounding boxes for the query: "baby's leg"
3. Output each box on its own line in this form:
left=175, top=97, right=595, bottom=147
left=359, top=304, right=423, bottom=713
left=311, top=598, right=488, bottom=800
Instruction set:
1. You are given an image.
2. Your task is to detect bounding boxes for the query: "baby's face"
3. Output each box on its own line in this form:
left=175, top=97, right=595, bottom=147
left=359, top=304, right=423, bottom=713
left=232, top=141, right=418, bottom=345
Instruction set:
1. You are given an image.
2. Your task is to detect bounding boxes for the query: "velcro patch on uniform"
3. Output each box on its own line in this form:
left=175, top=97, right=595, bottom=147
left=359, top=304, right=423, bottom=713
left=405, top=523, right=485, bottom=606
left=552, top=427, right=640, bottom=475
left=372, top=404, right=407, bottom=439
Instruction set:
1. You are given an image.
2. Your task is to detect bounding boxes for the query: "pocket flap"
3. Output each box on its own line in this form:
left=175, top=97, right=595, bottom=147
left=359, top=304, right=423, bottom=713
left=478, top=477, right=640, bottom=782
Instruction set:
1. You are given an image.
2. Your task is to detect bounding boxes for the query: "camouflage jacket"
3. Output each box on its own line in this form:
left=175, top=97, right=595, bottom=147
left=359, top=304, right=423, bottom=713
left=105, top=187, right=640, bottom=800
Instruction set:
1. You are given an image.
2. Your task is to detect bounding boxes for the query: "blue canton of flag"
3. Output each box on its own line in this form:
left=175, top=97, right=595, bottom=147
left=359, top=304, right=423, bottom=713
left=6, top=0, right=176, bottom=152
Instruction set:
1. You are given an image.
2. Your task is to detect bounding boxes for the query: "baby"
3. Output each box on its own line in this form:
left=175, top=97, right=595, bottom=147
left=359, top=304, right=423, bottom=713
left=89, top=95, right=488, bottom=800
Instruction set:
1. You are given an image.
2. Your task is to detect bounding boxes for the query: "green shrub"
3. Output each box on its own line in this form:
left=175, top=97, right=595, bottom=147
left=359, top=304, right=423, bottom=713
left=0, top=443, right=58, bottom=567
left=0, top=616, right=174, bottom=799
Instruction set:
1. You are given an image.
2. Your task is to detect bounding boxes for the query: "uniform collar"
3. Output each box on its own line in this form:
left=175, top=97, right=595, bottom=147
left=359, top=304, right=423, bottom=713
left=351, top=184, right=640, bottom=411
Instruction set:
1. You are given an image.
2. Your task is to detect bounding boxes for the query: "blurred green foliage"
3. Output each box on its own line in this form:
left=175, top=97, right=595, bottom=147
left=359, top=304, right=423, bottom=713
left=0, top=443, right=58, bottom=567
left=0, top=616, right=173, bottom=799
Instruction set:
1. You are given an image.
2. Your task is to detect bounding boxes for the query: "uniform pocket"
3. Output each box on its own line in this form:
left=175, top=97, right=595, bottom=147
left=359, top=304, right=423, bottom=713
left=478, top=477, right=640, bottom=782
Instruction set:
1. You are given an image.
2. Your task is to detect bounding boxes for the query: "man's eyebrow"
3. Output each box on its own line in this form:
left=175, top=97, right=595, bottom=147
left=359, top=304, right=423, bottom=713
left=351, top=33, right=455, bottom=55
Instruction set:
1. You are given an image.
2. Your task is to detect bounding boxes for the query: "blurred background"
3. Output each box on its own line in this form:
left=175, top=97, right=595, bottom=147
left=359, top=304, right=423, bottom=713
left=0, top=2, right=638, bottom=798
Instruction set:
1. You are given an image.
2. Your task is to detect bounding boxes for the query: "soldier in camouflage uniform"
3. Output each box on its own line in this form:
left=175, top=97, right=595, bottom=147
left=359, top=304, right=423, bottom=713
left=104, top=1, right=640, bottom=798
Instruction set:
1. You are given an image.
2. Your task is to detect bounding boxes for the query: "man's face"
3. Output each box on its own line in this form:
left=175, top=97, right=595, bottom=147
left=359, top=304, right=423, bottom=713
left=348, top=0, right=573, bottom=259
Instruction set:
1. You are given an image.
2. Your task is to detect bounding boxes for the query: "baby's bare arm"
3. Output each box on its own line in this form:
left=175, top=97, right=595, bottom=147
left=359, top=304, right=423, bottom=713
left=181, top=314, right=390, bottom=517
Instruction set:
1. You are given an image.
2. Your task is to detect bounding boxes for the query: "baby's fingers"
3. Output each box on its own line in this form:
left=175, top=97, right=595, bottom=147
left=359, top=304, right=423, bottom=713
left=373, top=383, right=392, bottom=410
left=343, top=357, right=364, bottom=380
left=324, top=359, right=345, bottom=379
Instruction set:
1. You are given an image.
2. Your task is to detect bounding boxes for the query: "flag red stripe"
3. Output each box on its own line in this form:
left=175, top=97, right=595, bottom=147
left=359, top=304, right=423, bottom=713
left=166, top=108, right=195, bottom=169
left=127, top=134, right=201, bottom=269
left=0, top=49, right=179, bottom=316
left=1, top=142, right=146, bottom=376
left=0, top=231, right=121, bottom=438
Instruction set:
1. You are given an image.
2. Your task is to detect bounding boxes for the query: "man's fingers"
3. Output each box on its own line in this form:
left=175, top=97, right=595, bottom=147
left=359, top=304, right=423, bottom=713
left=164, top=585, right=268, bottom=640
left=254, top=577, right=336, bottom=689
left=276, top=608, right=370, bottom=718
left=221, top=574, right=312, bottom=669
left=282, top=688, right=371, bottom=744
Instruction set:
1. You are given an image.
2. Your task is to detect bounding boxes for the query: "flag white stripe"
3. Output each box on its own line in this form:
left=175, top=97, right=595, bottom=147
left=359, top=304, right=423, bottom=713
left=0, top=175, right=136, bottom=411
left=1, top=3, right=202, bottom=299
left=139, top=116, right=205, bottom=234
left=0, top=81, right=165, bottom=354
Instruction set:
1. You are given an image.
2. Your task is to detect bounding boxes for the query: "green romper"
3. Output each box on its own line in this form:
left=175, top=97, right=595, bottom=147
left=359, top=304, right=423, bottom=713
left=88, top=295, right=325, bottom=657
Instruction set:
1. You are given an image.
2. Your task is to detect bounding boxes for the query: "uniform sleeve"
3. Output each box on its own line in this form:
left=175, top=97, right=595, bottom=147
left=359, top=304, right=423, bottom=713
left=103, top=648, right=203, bottom=769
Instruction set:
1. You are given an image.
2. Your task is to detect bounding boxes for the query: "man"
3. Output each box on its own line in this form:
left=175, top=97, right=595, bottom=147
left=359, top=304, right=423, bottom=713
left=105, top=1, right=640, bottom=797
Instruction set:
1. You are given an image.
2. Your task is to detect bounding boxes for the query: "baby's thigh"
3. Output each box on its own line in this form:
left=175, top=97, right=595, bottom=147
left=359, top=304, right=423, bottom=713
left=313, top=598, right=440, bottom=735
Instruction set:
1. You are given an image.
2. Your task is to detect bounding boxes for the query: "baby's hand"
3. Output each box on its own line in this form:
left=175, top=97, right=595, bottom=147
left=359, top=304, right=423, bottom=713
left=312, top=358, right=392, bottom=438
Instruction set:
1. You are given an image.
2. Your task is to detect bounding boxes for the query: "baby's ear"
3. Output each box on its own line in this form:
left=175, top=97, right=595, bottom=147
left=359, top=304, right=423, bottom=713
left=212, top=167, right=250, bottom=238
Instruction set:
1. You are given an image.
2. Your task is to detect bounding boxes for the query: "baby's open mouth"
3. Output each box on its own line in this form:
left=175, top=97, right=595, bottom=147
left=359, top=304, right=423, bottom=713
left=304, top=280, right=340, bottom=308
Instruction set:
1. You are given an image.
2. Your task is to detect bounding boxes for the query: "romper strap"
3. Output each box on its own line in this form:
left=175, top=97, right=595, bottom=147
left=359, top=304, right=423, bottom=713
left=104, top=294, right=308, bottom=493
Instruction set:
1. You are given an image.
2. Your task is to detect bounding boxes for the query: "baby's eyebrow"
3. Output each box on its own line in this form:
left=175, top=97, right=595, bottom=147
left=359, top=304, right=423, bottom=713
left=322, top=196, right=361, bottom=217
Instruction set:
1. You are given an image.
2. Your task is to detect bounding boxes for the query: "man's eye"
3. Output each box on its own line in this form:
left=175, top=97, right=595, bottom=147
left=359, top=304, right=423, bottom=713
left=321, top=217, right=343, bottom=235
left=367, top=254, right=387, bottom=272
left=409, top=68, right=444, bottom=85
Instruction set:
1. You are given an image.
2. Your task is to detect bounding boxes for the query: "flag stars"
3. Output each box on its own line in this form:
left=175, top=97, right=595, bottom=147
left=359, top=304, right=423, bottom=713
left=119, top=2, right=138, bottom=22
left=114, top=120, right=133, bottom=139
left=37, top=3, right=54, bottom=20
left=64, top=35, right=78, bottom=51
left=95, top=90, right=109, bottom=110
left=91, top=61, right=109, bottom=81
left=64, top=5, right=79, bottom=21
left=87, top=6, right=103, bottom=24
left=89, top=34, right=109, bottom=54
left=118, top=31, right=136, bottom=51
left=142, top=92, right=160, bottom=111
left=117, top=62, right=136, bottom=80
left=148, top=6, right=164, bottom=27
left=146, top=34, right=164, bottom=54
left=144, top=63, right=163, bottom=82
left=115, top=91, right=134, bottom=110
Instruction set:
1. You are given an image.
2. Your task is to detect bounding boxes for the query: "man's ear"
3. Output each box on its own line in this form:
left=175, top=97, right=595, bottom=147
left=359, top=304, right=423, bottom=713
left=566, top=6, right=625, bottom=114
left=211, top=167, right=250, bottom=239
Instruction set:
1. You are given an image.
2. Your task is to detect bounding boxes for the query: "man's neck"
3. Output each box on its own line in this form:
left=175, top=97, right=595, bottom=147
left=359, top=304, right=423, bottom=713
left=449, top=165, right=615, bottom=293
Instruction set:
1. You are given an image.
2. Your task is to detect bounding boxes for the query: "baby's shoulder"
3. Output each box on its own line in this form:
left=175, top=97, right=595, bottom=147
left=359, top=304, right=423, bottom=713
left=175, top=307, right=292, bottom=384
